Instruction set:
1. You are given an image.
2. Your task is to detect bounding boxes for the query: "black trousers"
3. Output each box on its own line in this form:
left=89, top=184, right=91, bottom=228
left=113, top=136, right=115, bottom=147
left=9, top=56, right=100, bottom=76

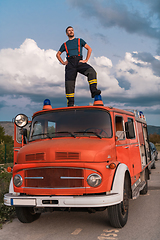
left=65, top=56, right=99, bottom=106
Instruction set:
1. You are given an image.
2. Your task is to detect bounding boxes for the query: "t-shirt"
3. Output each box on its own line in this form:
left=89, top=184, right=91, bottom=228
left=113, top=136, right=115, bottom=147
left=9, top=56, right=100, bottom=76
left=59, top=38, right=86, bottom=57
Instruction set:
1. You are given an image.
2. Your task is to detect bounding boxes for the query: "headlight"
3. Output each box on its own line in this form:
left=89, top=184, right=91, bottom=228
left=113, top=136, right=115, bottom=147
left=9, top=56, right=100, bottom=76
left=87, top=173, right=102, bottom=187
left=14, top=174, right=23, bottom=187
left=14, top=114, right=28, bottom=128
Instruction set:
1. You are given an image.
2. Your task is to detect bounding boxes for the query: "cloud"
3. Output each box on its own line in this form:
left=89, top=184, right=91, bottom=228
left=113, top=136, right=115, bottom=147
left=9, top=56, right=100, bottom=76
left=68, top=0, right=160, bottom=40
left=0, top=38, right=160, bottom=123
left=139, top=0, right=160, bottom=19
left=92, top=56, right=113, bottom=68
left=0, top=39, right=65, bottom=99
left=115, top=51, right=160, bottom=105
left=0, top=100, right=7, bottom=109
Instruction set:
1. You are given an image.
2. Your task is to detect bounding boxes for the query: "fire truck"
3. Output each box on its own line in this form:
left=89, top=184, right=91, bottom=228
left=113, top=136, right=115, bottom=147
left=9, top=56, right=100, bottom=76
left=4, top=96, right=152, bottom=228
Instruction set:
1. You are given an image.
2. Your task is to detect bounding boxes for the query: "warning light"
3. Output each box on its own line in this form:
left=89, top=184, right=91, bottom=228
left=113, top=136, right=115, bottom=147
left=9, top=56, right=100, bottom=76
left=43, top=99, right=52, bottom=110
left=94, top=95, right=102, bottom=101
left=44, top=99, right=51, bottom=106
left=93, top=95, right=103, bottom=106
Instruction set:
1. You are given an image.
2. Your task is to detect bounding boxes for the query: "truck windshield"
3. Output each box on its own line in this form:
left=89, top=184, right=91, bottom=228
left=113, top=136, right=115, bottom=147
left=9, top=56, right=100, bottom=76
left=29, top=108, right=112, bottom=141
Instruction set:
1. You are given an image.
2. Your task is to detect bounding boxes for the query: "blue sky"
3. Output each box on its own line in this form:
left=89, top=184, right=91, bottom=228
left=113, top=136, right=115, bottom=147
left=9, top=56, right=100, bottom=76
left=0, top=0, right=160, bottom=126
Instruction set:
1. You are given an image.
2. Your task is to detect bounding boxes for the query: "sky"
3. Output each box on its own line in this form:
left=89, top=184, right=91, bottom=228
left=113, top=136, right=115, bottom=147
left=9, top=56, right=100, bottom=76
left=0, top=0, right=160, bottom=126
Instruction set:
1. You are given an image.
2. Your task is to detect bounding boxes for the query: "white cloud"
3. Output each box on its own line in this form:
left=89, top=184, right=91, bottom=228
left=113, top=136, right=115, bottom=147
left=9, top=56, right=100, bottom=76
left=92, top=56, right=113, bottom=68
left=0, top=38, right=160, bottom=107
left=0, top=39, right=120, bottom=99
left=116, top=52, right=160, bottom=97
left=0, top=39, right=65, bottom=97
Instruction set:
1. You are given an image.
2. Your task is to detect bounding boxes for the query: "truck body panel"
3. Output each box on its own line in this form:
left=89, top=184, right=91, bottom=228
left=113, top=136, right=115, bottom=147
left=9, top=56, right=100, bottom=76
left=4, top=101, right=152, bottom=227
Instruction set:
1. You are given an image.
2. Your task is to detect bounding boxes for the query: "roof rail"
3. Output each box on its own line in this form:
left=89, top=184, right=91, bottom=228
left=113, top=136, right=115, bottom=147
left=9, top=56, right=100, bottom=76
left=123, top=109, right=146, bottom=120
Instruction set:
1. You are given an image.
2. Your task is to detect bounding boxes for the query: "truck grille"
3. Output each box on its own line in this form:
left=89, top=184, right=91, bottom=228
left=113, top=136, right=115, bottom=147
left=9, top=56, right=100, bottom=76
left=25, top=167, right=84, bottom=188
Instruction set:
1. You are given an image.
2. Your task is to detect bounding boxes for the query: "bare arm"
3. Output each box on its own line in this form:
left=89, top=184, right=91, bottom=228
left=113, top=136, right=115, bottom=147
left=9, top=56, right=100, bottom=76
left=56, top=51, right=68, bottom=65
left=79, top=44, right=92, bottom=63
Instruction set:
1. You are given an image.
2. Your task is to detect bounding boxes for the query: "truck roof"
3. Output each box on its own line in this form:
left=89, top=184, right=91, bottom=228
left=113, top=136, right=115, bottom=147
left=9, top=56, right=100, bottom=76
left=32, top=105, right=135, bottom=118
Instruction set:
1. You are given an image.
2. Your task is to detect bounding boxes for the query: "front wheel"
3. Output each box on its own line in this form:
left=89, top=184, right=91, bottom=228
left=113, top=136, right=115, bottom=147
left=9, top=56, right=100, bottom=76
left=15, top=207, right=41, bottom=223
left=108, top=181, right=129, bottom=228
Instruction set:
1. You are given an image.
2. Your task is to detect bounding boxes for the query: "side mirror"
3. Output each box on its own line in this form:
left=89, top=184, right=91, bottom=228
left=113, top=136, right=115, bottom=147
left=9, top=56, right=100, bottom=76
left=23, top=128, right=28, bottom=144
left=125, top=122, right=135, bottom=139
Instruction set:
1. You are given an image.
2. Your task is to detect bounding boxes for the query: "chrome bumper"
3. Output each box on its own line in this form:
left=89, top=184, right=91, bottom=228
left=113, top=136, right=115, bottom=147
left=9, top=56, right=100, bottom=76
left=4, top=193, right=121, bottom=208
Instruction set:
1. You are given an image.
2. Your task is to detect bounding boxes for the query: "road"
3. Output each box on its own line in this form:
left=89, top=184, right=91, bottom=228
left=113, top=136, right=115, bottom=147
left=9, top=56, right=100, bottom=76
left=1, top=154, right=160, bottom=240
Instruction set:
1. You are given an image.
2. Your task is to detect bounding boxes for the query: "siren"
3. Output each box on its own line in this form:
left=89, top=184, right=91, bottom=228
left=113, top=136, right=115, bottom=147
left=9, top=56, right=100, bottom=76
left=93, top=95, right=104, bottom=106
left=43, top=99, right=52, bottom=110
left=139, top=111, right=145, bottom=120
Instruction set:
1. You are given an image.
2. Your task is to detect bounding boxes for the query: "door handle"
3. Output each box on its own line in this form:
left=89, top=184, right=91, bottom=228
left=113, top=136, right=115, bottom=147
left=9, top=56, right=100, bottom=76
left=125, top=146, right=129, bottom=149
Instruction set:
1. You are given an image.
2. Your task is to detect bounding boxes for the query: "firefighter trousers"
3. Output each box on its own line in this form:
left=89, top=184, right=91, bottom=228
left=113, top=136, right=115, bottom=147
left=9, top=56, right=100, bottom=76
left=65, top=56, right=101, bottom=107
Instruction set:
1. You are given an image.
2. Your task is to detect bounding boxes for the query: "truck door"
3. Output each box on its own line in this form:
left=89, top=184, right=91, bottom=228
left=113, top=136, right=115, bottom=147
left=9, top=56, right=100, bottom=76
left=136, top=122, right=150, bottom=168
left=125, top=117, right=141, bottom=177
left=142, top=125, right=150, bottom=164
left=115, top=114, right=132, bottom=172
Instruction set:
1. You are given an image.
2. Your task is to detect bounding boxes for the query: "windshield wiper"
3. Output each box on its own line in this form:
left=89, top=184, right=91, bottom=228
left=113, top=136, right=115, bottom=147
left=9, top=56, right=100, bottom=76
left=51, top=131, right=76, bottom=138
left=30, top=133, right=52, bottom=141
left=74, top=131, right=102, bottom=139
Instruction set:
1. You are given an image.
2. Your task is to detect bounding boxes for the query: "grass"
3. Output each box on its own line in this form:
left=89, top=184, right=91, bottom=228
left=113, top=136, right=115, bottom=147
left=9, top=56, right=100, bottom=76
left=0, top=164, right=15, bottom=228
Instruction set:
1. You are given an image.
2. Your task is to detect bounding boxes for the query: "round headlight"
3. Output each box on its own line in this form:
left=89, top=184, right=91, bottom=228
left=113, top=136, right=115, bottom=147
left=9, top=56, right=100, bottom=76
left=15, top=114, right=28, bottom=128
left=14, top=174, right=23, bottom=187
left=87, top=173, right=102, bottom=187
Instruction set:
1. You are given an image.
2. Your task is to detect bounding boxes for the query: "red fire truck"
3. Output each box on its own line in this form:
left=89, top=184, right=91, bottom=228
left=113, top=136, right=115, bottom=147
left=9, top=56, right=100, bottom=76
left=4, top=97, right=152, bottom=228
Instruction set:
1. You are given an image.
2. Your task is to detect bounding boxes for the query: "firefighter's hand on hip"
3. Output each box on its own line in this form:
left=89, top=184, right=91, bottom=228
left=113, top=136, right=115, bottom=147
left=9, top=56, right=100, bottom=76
left=63, top=60, right=68, bottom=65
left=79, top=59, right=87, bottom=63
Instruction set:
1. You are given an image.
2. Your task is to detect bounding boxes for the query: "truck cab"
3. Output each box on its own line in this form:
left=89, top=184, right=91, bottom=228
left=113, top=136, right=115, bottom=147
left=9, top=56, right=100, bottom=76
left=4, top=98, right=151, bottom=228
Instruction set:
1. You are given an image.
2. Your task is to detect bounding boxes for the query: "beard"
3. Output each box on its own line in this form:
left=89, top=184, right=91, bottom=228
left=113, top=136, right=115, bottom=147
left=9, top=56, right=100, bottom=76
left=68, top=33, right=74, bottom=38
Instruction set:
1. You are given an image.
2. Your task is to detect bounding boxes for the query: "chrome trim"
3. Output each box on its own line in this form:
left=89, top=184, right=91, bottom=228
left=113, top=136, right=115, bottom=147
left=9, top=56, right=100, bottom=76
left=25, top=177, right=44, bottom=180
left=87, top=173, right=102, bottom=187
left=60, top=177, right=84, bottom=179
left=14, top=174, right=23, bottom=187
left=22, top=187, right=90, bottom=189
left=116, top=142, right=139, bottom=147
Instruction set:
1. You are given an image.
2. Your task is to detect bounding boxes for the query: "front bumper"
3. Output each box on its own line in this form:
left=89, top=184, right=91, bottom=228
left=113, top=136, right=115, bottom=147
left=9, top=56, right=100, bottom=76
left=4, top=192, right=121, bottom=208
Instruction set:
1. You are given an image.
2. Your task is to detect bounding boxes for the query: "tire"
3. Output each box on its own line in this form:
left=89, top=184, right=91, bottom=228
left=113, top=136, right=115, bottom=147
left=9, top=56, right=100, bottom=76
left=15, top=207, right=41, bottom=223
left=108, top=180, right=129, bottom=228
left=151, top=161, right=156, bottom=169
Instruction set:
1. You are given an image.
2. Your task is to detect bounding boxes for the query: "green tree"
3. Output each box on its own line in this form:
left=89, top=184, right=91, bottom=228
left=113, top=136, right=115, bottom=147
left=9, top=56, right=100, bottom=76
left=149, top=133, right=160, bottom=144
left=0, top=126, right=13, bottom=164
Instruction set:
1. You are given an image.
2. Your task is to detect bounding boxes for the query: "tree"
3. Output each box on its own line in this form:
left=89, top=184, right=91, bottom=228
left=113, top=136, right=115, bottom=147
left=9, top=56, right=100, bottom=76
left=149, top=133, right=160, bottom=144
left=0, top=126, right=13, bottom=144
left=0, top=125, right=13, bottom=164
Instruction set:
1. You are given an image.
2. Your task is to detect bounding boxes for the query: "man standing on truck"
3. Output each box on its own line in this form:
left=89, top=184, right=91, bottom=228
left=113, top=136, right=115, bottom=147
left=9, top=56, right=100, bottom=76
left=56, top=26, right=101, bottom=107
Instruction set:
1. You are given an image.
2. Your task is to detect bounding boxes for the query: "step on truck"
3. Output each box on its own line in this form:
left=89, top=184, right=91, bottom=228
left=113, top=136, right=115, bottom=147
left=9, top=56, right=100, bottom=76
left=4, top=96, right=152, bottom=228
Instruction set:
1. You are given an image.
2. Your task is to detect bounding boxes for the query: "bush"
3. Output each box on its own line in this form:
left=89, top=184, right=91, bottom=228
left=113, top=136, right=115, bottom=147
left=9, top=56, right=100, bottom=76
left=0, top=165, right=15, bottom=227
left=149, top=133, right=160, bottom=144
left=0, top=125, right=14, bottom=164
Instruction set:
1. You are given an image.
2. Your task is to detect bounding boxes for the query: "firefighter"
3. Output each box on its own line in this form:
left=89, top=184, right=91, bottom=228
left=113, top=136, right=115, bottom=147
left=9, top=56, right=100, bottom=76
left=56, top=26, right=101, bottom=107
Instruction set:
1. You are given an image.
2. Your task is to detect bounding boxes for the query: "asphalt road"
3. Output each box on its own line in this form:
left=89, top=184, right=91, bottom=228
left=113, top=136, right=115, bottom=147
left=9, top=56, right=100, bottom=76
left=1, top=154, right=160, bottom=240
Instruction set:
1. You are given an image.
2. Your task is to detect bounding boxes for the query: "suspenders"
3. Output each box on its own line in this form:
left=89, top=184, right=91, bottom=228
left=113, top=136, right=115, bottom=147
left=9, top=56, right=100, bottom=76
left=64, top=38, right=81, bottom=58
left=78, top=38, right=80, bottom=56
left=64, top=42, right=69, bottom=57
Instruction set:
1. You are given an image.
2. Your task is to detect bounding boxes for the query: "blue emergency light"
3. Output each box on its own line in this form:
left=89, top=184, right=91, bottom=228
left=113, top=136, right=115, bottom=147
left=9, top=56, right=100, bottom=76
left=94, top=95, right=102, bottom=101
left=43, top=99, right=52, bottom=110
left=44, top=99, right=51, bottom=106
